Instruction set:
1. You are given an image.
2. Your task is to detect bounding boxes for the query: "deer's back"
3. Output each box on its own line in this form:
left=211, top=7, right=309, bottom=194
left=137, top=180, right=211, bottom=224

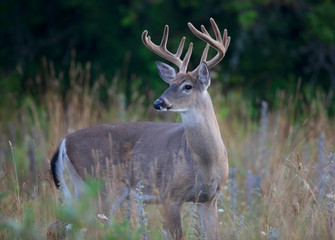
left=64, top=122, right=189, bottom=185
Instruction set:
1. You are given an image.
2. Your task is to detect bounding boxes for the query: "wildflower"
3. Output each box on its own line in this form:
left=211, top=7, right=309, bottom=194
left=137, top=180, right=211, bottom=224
left=218, top=208, right=224, bottom=213
left=236, top=215, right=244, bottom=238
left=327, top=193, right=335, bottom=201
left=97, top=213, right=109, bottom=220
left=135, top=181, right=148, bottom=239
left=66, top=223, right=72, bottom=232
left=229, top=167, right=237, bottom=214
left=268, top=226, right=280, bottom=239
left=303, top=181, right=310, bottom=192
left=245, top=170, right=261, bottom=209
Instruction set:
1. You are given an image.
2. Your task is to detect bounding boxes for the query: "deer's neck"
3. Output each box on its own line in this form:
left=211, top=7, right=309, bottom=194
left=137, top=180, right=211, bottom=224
left=181, top=91, right=226, bottom=169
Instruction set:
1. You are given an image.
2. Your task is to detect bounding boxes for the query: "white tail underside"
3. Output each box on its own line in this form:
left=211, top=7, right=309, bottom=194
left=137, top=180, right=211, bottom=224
left=56, top=138, right=85, bottom=202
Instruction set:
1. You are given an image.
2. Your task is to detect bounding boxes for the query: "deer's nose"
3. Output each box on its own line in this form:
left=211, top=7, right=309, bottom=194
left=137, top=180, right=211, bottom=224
left=154, top=98, right=164, bottom=110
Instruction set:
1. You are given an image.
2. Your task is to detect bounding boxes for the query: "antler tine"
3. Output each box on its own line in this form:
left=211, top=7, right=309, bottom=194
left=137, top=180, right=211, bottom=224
left=181, top=42, right=193, bottom=73
left=160, top=25, right=169, bottom=48
left=209, top=18, right=222, bottom=44
left=175, top=37, right=186, bottom=58
left=142, top=25, right=193, bottom=73
left=188, top=18, right=231, bottom=74
left=200, top=43, right=210, bottom=63
left=200, top=25, right=209, bottom=35
left=199, top=25, right=213, bottom=62
left=223, top=29, right=231, bottom=50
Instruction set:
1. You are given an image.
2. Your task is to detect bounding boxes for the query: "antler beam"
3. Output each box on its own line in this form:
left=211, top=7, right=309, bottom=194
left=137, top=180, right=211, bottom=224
left=142, top=25, right=193, bottom=73
left=188, top=18, right=231, bottom=73
left=142, top=18, right=230, bottom=75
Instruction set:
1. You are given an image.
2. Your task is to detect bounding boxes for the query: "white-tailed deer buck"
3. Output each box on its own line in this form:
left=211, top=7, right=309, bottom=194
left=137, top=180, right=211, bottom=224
left=51, top=18, right=230, bottom=240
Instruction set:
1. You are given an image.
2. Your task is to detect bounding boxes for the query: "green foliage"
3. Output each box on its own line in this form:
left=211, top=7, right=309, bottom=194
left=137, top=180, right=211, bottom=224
left=304, top=2, right=335, bottom=44
left=12, top=144, right=28, bottom=176
left=238, top=10, right=258, bottom=30
left=56, top=179, right=102, bottom=226
left=0, top=206, right=40, bottom=239
left=0, top=177, right=146, bottom=240
left=0, top=70, right=23, bottom=114
left=53, top=178, right=145, bottom=239
left=0, top=192, right=7, bottom=201
left=104, top=220, right=144, bottom=240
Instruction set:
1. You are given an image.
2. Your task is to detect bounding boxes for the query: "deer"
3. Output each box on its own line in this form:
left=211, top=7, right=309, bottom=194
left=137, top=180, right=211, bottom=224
left=50, top=18, right=230, bottom=240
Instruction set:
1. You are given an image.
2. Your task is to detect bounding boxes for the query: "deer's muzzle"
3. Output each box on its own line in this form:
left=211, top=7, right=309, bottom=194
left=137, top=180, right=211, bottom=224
left=153, top=98, right=171, bottom=111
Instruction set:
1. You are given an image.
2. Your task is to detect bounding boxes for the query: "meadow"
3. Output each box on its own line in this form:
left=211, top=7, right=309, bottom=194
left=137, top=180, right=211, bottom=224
left=0, top=59, right=334, bottom=240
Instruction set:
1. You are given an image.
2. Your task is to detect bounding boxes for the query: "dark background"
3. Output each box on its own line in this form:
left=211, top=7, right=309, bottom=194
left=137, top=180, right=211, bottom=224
left=1, top=0, right=334, bottom=113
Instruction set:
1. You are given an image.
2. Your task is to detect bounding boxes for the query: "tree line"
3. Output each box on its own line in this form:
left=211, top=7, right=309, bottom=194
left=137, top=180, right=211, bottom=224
left=0, top=0, right=334, bottom=111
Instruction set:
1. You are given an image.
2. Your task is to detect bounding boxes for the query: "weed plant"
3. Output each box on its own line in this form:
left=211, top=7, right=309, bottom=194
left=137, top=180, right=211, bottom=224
left=0, top=59, right=334, bottom=239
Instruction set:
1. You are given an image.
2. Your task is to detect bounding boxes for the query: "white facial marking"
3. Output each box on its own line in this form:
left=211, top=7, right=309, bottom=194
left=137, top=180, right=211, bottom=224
left=169, top=108, right=188, bottom=112
left=156, top=107, right=168, bottom=112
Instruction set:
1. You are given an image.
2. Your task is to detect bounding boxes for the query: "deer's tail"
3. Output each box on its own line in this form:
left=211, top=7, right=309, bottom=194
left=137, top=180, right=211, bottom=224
left=50, top=139, right=72, bottom=201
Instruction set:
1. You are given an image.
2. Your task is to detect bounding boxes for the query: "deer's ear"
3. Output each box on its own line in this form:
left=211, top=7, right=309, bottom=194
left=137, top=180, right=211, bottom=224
left=198, top=62, right=210, bottom=89
left=156, top=61, right=176, bottom=84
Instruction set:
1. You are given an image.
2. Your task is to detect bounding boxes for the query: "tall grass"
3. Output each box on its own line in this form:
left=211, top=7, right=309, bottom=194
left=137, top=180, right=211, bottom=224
left=0, top=58, right=334, bottom=239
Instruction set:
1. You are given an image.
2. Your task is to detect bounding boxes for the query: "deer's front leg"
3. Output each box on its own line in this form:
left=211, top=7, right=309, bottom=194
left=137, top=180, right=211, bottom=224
left=197, top=198, right=220, bottom=240
left=161, top=200, right=183, bottom=240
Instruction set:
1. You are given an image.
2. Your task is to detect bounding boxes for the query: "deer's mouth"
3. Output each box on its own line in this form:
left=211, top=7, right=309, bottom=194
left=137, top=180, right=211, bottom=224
left=154, top=105, right=172, bottom=112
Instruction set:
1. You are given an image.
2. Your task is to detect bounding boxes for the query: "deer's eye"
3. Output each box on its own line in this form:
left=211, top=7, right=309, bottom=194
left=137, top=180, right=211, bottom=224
left=184, top=85, right=193, bottom=90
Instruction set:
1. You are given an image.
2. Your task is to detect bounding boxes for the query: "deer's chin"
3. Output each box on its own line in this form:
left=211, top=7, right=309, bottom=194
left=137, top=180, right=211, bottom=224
left=169, top=108, right=188, bottom=112
left=155, top=106, right=187, bottom=112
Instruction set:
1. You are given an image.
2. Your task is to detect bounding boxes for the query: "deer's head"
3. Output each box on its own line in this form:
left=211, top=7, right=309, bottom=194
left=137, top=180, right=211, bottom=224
left=142, top=18, right=231, bottom=112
